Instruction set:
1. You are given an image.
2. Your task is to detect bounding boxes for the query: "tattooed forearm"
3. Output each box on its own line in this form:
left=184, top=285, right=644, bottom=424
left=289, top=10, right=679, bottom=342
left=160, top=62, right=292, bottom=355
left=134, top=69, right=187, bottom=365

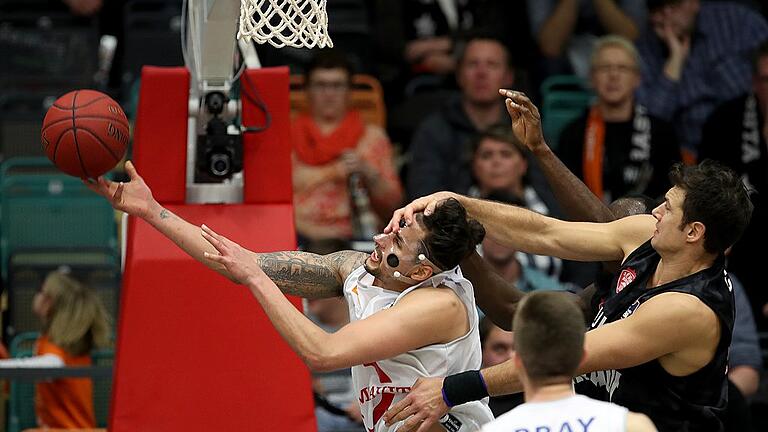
left=255, top=250, right=365, bottom=299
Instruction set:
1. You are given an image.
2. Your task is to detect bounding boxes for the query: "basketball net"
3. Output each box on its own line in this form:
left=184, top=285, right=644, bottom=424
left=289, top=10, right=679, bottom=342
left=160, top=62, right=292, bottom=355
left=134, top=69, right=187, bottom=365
left=238, top=0, right=333, bottom=49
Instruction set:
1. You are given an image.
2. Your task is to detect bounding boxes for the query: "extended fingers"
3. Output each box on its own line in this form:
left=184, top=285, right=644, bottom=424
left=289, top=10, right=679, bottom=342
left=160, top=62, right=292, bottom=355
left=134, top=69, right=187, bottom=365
left=383, top=396, right=411, bottom=424
left=201, top=225, right=229, bottom=254
left=385, top=208, right=406, bottom=233
left=124, top=161, right=143, bottom=182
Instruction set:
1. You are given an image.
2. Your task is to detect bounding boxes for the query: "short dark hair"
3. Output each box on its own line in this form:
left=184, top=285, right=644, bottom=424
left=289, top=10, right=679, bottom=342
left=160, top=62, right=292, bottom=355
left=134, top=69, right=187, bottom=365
left=471, top=125, right=527, bottom=160
left=513, top=291, right=585, bottom=382
left=668, top=160, right=753, bottom=254
left=417, top=198, right=486, bottom=270
left=457, top=34, right=513, bottom=69
left=647, top=0, right=684, bottom=12
left=609, top=194, right=657, bottom=218
left=304, top=49, right=353, bottom=84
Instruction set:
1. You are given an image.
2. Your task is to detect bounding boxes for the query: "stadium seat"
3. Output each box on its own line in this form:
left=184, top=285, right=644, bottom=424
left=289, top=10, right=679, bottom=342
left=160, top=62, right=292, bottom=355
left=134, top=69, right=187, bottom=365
left=121, top=0, right=184, bottom=91
left=290, top=74, right=387, bottom=128
left=8, top=332, right=113, bottom=432
left=0, top=168, right=119, bottom=281
left=540, top=75, right=593, bottom=151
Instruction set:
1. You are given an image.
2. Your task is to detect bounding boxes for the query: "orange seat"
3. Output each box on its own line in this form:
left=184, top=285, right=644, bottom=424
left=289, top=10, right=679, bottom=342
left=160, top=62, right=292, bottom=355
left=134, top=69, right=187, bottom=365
left=290, top=74, right=387, bottom=128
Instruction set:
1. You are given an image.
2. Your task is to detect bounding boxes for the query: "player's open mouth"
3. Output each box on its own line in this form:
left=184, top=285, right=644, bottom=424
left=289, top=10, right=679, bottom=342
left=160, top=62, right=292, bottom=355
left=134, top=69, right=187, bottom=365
left=370, top=249, right=380, bottom=263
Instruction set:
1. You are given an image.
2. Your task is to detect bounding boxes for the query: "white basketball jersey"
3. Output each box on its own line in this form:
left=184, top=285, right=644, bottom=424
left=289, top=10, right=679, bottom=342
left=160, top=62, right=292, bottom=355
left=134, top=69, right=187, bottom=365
left=480, top=395, right=628, bottom=432
left=343, top=265, right=494, bottom=432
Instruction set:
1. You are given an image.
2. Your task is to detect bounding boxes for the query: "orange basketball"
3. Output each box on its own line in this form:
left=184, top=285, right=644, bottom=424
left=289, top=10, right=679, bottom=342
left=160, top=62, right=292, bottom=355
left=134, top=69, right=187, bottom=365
left=41, top=89, right=130, bottom=178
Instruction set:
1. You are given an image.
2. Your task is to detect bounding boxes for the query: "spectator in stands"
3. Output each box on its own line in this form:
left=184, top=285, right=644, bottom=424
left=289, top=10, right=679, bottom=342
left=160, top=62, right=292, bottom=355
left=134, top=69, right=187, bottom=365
left=478, top=316, right=523, bottom=417
left=636, top=0, right=768, bottom=160
left=527, top=0, right=646, bottom=79
left=292, top=50, right=402, bottom=244
left=559, top=35, right=679, bottom=202
left=407, top=35, right=514, bottom=200
left=0, top=270, right=111, bottom=429
left=470, top=125, right=556, bottom=215
left=700, top=42, right=768, bottom=331
left=471, top=126, right=596, bottom=287
left=728, top=273, right=763, bottom=398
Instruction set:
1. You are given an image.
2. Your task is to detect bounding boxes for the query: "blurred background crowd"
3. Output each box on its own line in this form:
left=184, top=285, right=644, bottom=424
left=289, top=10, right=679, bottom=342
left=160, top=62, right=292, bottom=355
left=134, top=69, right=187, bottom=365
left=1, top=0, right=768, bottom=431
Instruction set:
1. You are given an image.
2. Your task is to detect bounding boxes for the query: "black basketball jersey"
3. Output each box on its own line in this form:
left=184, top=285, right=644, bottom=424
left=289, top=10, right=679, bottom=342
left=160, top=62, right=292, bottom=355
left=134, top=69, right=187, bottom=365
left=574, top=240, right=734, bottom=432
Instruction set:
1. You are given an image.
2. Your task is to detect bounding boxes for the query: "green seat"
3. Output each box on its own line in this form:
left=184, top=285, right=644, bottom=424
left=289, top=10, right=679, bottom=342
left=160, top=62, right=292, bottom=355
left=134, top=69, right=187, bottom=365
left=540, top=75, right=594, bottom=151
left=0, top=174, right=118, bottom=281
left=7, top=332, right=114, bottom=432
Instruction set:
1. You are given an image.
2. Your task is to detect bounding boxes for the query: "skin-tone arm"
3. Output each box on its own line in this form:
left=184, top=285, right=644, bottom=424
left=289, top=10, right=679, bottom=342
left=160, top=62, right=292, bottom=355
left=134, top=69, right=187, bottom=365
left=385, top=90, right=653, bottom=261
left=501, top=89, right=616, bottom=223
left=729, top=366, right=760, bottom=397
left=537, top=0, right=580, bottom=58
left=627, top=412, right=659, bottom=432
left=459, top=252, right=522, bottom=331
left=200, top=225, right=468, bottom=372
left=86, top=161, right=366, bottom=299
left=506, top=92, right=614, bottom=222
left=389, top=191, right=653, bottom=263
left=656, top=11, right=690, bottom=81
left=385, top=292, right=719, bottom=432
left=593, top=0, right=640, bottom=41
left=458, top=89, right=614, bottom=330
left=460, top=251, right=597, bottom=330
left=291, top=155, right=345, bottom=193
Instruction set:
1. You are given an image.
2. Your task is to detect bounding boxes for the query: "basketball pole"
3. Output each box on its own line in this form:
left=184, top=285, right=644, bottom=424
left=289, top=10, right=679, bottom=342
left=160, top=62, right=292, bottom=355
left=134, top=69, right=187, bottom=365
left=109, top=1, right=316, bottom=430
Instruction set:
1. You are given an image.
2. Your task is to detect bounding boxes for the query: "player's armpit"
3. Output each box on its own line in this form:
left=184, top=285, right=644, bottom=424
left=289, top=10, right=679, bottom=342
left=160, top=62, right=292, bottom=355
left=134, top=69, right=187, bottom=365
left=580, top=292, right=720, bottom=376
left=254, top=250, right=366, bottom=299
left=309, top=287, right=467, bottom=371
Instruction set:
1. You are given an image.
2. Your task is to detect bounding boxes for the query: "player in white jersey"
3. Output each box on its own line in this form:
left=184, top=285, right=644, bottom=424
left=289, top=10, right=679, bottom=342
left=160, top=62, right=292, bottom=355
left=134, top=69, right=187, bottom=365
left=87, top=163, right=498, bottom=431
left=480, top=292, right=656, bottom=432
left=199, top=198, right=494, bottom=431
left=343, top=265, right=491, bottom=431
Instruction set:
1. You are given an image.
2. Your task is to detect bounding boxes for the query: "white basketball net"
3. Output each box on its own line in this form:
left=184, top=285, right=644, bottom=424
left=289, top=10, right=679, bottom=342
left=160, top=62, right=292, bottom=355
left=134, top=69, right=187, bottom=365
left=238, top=0, right=333, bottom=48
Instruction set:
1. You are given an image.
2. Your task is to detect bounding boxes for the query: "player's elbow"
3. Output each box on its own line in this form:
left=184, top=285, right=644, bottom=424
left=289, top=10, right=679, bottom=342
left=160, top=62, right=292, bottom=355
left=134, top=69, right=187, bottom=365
left=303, top=348, right=344, bottom=373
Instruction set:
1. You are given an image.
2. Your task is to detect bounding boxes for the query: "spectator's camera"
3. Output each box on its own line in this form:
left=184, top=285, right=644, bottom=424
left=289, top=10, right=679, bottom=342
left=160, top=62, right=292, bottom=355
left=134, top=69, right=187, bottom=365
left=195, top=92, right=243, bottom=182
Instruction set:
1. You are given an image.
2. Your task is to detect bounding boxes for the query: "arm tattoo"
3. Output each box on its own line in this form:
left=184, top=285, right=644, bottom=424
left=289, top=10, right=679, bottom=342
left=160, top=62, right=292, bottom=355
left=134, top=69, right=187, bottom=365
left=255, top=250, right=366, bottom=299
left=159, top=209, right=171, bottom=219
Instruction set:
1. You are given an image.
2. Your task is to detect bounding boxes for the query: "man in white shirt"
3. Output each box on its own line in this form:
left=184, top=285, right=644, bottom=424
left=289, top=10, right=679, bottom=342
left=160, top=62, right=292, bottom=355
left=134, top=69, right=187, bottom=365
left=480, top=291, right=656, bottom=432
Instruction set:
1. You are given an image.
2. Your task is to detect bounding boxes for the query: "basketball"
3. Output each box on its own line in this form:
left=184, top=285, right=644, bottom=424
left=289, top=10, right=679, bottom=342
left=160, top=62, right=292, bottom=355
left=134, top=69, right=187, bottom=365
left=41, top=89, right=130, bottom=178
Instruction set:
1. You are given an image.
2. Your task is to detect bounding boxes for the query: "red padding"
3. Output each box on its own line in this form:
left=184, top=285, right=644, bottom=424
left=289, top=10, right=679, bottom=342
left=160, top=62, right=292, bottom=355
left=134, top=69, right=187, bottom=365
left=133, top=67, right=189, bottom=204
left=110, top=205, right=316, bottom=432
left=241, top=67, right=293, bottom=204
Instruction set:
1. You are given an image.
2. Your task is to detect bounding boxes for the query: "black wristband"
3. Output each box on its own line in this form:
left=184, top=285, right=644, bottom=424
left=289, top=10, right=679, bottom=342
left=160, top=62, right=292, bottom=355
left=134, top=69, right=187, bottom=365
left=442, top=370, right=489, bottom=407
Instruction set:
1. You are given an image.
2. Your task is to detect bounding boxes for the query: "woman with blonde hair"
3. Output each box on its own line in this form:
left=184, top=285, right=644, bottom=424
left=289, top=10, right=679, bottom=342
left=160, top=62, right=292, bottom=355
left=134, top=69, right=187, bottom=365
left=0, top=270, right=111, bottom=428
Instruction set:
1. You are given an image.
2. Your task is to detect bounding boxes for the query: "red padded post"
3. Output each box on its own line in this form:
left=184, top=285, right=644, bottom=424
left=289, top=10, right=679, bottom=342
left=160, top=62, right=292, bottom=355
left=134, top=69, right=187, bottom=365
left=132, top=67, right=189, bottom=204
left=110, top=206, right=315, bottom=432
left=241, top=67, right=293, bottom=204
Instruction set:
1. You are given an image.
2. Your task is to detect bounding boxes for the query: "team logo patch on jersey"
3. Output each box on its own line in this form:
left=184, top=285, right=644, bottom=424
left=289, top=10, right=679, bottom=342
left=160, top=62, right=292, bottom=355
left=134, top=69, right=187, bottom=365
left=616, top=268, right=637, bottom=293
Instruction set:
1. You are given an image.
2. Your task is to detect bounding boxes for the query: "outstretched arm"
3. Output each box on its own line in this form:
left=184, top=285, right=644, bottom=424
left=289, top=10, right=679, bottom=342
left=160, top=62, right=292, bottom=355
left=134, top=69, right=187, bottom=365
left=201, top=225, right=467, bottom=372
left=87, top=162, right=365, bottom=298
left=502, top=89, right=615, bottom=222
left=385, top=292, right=719, bottom=432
